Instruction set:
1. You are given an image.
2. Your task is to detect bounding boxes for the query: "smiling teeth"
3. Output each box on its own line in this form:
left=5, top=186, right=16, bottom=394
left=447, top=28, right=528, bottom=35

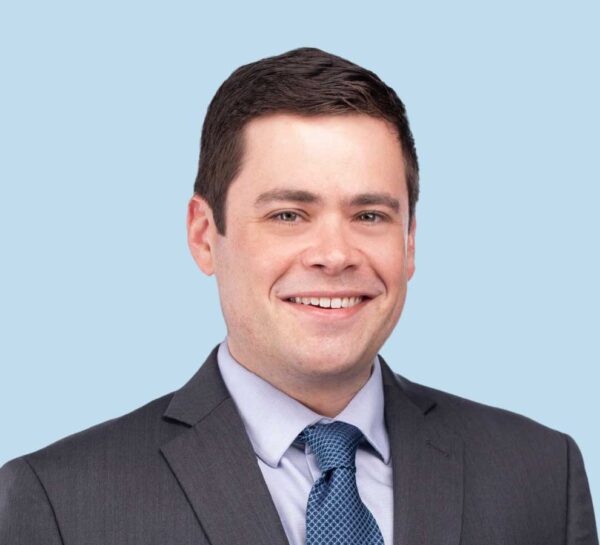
left=289, top=296, right=364, bottom=308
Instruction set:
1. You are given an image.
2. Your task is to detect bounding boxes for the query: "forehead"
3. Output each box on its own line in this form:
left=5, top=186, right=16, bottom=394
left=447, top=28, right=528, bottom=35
left=235, top=113, right=407, bottom=200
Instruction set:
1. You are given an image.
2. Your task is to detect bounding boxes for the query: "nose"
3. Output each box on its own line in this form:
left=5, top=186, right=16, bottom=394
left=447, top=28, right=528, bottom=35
left=300, top=218, right=363, bottom=275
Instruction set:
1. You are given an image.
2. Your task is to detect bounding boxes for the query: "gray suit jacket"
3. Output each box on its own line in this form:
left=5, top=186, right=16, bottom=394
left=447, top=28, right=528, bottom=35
left=1, top=346, right=597, bottom=544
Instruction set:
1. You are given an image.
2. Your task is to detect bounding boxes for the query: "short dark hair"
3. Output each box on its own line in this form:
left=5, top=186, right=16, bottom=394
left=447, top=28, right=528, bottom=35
left=194, top=47, right=419, bottom=235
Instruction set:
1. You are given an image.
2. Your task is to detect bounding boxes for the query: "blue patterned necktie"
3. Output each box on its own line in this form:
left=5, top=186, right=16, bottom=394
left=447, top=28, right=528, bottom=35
left=297, top=421, right=385, bottom=545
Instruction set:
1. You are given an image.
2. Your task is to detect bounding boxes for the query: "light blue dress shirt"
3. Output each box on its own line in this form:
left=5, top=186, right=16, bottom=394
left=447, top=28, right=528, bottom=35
left=217, top=340, right=394, bottom=545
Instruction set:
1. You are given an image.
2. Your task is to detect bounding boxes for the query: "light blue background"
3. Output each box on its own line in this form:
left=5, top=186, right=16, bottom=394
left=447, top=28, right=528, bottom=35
left=1, top=0, right=598, bottom=526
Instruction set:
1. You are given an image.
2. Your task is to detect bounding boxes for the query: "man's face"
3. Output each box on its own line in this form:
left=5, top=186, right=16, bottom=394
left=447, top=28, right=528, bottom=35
left=189, top=113, right=415, bottom=386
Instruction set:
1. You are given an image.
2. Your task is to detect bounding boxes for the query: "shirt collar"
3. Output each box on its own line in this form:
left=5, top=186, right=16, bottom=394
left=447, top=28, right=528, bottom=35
left=217, top=339, right=390, bottom=468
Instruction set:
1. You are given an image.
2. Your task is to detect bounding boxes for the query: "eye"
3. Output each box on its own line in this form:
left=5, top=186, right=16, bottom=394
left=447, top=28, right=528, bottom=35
left=270, top=211, right=302, bottom=223
left=356, top=211, right=387, bottom=223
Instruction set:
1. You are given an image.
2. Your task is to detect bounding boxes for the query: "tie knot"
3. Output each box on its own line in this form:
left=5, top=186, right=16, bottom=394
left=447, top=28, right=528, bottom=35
left=297, top=421, right=364, bottom=473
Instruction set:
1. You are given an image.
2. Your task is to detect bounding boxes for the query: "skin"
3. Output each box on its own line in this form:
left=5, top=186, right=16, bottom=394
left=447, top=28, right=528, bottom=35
left=188, top=113, right=415, bottom=417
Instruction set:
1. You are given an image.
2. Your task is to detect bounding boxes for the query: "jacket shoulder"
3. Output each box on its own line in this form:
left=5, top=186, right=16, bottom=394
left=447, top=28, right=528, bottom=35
left=396, top=373, right=568, bottom=450
left=11, top=392, right=180, bottom=475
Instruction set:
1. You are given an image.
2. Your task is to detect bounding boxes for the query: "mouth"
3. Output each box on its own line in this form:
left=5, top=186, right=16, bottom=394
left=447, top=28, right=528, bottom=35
left=285, top=295, right=368, bottom=309
left=281, top=294, right=374, bottom=321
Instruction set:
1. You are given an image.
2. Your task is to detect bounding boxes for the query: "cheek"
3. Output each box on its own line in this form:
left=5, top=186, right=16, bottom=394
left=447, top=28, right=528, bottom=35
left=367, top=240, right=407, bottom=290
left=245, top=231, right=301, bottom=275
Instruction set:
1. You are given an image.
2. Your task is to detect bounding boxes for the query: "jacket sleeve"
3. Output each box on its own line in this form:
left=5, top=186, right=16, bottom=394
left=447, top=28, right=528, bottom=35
left=0, top=457, right=64, bottom=545
left=565, top=434, right=599, bottom=545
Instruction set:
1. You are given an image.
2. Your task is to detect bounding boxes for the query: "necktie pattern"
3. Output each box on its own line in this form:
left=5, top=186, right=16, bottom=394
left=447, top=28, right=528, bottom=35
left=297, top=421, right=385, bottom=545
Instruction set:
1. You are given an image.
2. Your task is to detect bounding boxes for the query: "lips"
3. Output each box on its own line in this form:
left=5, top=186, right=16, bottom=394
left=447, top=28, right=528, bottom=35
left=281, top=293, right=373, bottom=322
left=286, top=295, right=366, bottom=309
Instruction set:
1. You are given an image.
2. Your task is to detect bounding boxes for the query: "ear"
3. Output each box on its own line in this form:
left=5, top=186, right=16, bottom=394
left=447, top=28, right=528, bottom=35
left=407, top=215, right=416, bottom=281
left=187, top=195, right=218, bottom=276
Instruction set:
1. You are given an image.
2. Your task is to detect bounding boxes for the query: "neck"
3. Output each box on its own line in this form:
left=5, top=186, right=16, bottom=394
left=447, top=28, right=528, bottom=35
left=227, top=343, right=374, bottom=417
left=285, top=375, right=371, bottom=417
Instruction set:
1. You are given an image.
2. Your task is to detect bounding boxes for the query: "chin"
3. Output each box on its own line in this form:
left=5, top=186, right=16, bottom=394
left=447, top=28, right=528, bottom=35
left=290, top=344, right=373, bottom=379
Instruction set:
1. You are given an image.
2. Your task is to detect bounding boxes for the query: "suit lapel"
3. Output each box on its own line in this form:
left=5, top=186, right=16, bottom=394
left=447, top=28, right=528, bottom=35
left=160, top=348, right=463, bottom=545
left=160, top=347, right=289, bottom=545
left=381, top=358, right=464, bottom=545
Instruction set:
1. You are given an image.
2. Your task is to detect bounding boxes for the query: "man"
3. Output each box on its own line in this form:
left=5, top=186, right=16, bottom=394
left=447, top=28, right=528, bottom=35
left=0, top=47, right=597, bottom=545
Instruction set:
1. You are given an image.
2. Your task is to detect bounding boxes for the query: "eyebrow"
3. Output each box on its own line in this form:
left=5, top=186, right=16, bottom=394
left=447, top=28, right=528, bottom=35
left=254, top=188, right=400, bottom=213
left=348, top=192, right=400, bottom=213
left=254, top=189, right=323, bottom=207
